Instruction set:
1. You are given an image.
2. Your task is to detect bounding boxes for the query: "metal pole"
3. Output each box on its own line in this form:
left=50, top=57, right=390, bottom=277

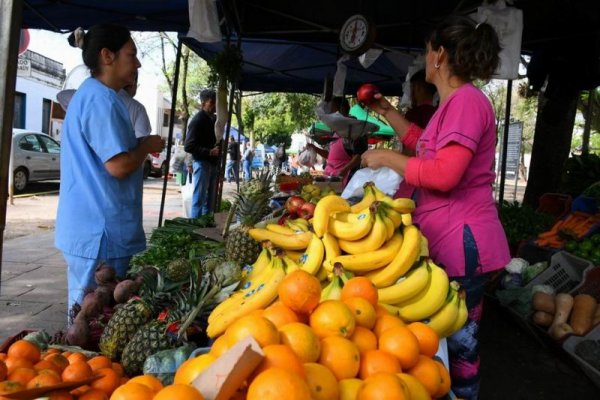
left=582, top=89, right=594, bottom=155
left=0, top=0, right=23, bottom=295
left=215, top=83, right=237, bottom=211
left=498, top=80, right=513, bottom=204
left=158, top=39, right=183, bottom=227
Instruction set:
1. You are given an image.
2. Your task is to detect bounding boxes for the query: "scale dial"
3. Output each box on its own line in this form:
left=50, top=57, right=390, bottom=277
left=339, top=14, right=375, bottom=56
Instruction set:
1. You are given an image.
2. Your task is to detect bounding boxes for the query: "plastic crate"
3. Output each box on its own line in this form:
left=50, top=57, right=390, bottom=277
left=525, top=251, right=595, bottom=294
left=563, top=324, right=600, bottom=389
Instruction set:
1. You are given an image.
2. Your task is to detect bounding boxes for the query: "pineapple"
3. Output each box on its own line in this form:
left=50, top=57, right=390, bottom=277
left=225, top=171, right=273, bottom=265
left=165, top=258, right=192, bottom=282
left=120, top=320, right=177, bottom=376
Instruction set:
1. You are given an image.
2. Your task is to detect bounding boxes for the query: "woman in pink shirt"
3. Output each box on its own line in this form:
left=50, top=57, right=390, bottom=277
left=362, top=17, right=510, bottom=399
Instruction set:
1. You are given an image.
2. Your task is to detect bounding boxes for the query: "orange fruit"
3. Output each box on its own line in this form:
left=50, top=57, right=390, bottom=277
left=374, top=304, right=391, bottom=318
left=90, top=367, right=120, bottom=395
left=154, top=384, right=205, bottom=400
left=247, top=368, right=311, bottom=400
left=279, top=322, right=321, bottom=363
left=397, top=373, right=431, bottom=400
left=304, top=363, right=339, bottom=400
left=359, top=350, right=402, bottom=379
left=407, top=322, right=439, bottom=358
left=67, top=352, right=87, bottom=364
left=34, top=359, right=62, bottom=374
left=319, top=336, right=360, bottom=380
left=5, top=357, right=34, bottom=374
left=78, top=388, right=109, bottom=400
left=373, top=314, right=405, bottom=338
left=341, top=277, right=378, bottom=306
left=349, top=326, right=378, bottom=354
left=45, top=353, right=70, bottom=372
left=406, top=355, right=441, bottom=396
left=127, top=374, right=164, bottom=393
left=209, top=335, right=230, bottom=358
left=7, top=340, right=40, bottom=363
left=26, top=369, right=61, bottom=388
left=433, top=360, right=451, bottom=398
left=262, top=302, right=299, bottom=328
left=8, top=367, right=37, bottom=385
left=0, top=360, right=7, bottom=381
left=309, top=300, right=356, bottom=339
left=338, top=378, right=363, bottom=400
left=44, top=348, right=61, bottom=356
left=110, top=382, right=155, bottom=400
left=87, top=355, right=112, bottom=372
left=61, top=361, right=92, bottom=382
left=61, top=351, right=72, bottom=358
left=356, top=372, right=409, bottom=400
left=0, top=380, right=25, bottom=395
left=378, top=326, right=420, bottom=370
left=251, top=344, right=306, bottom=380
left=46, top=390, right=75, bottom=399
left=111, top=362, right=124, bottom=378
left=247, top=309, right=265, bottom=318
left=225, top=315, right=279, bottom=348
left=173, top=353, right=215, bottom=385
left=278, top=270, right=322, bottom=315
left=343, top=297, right=377, bottom=329
left=69, top=384, right=90, bottom=397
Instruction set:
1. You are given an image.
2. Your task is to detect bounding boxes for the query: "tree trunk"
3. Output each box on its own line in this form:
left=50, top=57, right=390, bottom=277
left=523, top=90, right=579, bottom=207
left=180, top=47, right=190, bottom=142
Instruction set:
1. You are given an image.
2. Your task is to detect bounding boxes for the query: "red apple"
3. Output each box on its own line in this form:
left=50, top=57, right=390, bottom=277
left=299, top=202, right=316, bottom=219
left=357, top=83, right=380, bottom=105
left=285, top=196, right=306, bottom=214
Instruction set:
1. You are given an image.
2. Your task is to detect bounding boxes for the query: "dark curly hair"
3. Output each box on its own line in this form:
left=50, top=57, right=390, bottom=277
left=427, top=16, right=501, bottom=81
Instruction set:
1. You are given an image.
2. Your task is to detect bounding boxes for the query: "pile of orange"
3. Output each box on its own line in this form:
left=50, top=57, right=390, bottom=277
left=203, top=270, right=452, bottom=400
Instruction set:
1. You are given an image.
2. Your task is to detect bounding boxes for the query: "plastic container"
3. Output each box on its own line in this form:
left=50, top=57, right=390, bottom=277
left=525, top=251, right=595, bottom=294
left=563, top=324, right=600, bottom=389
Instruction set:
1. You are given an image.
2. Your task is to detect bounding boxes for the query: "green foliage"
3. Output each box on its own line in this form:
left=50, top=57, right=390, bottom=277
left=207, top=45, right=243, bottom=88
left=498, top=201, right=555, bottom=247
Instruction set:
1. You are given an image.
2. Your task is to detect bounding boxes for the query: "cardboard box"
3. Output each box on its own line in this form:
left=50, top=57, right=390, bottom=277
left=192, top=336, right=264, bottom=400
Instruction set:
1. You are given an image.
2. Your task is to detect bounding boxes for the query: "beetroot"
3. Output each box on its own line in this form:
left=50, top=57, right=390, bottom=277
left=95, top=283, right=116, bottom=307
left=80, top=291, right=103, bottom=318
left=113, top=279, right=141, bottom=304
left=94, top=263, right=116, bottom=285
left=66, top=314, right=89, bottom=347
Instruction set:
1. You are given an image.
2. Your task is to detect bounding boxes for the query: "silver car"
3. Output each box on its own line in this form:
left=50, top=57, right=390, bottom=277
left=12, top=129, right=61, bottom=192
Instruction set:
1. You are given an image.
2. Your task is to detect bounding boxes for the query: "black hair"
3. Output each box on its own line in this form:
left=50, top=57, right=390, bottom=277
left=199, top=89, right=217, bottom=103
left=427, top=16, right=501, bottom=81
left=68, top=24, right=132, bottom=76
left=330, top=96, right=350, bottom=116
left=410, top=69, right=437, bottom=97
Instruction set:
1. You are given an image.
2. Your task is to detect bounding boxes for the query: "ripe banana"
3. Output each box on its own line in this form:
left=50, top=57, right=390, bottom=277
left=395, top=261, right=450, bottom=322
left=381, top=213, right=395, bottom=240
left=316, top=266, right=329, bottom=282
left=365, top=224, right=421, bottom=288
left=320, top=267, right=344, bottom=302
left=332, top=232, right=403, bottom=272
left=380, top=197, right=416, bottom=214
left=349, top=183, right=377, bottom=213
left=444, top=289, right=468, bottom=337
left=297, top=233, right=325, bottom=275
left=328, top=208, right=374, bottom=241
left=381, top=205, right=403, bottom=228
left=206, top=256, right=286, bottom=337
left=371, top=185, right=390, bottom=201
left=419, top=232, right=429, bottom=258
left=239, top=246, right=272, bottom=287
left=285, top=250, right=304, bottom=263
left=377, top=260, right=431, bottom=304
left=338, top=212, right=388, bottom=255
left=401, top=213, right=413, bottom=227
left=423, top=282, right=460, bottom=337
left=378, top=303, right=401, bottom=316
left=248, top=228, right=311, bottom=250
left=266, top=223, right=296, bottom=235
left=286, top=218, right=309, bottom=232
left=322, top=232, right=341, bottom=272
left=313, top=195, right=351, bottom=237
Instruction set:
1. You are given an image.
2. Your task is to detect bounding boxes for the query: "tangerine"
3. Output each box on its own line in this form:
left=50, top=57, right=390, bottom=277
left=0, top=380, right=25, bottom=395
left=374, top=304, right=391, bottom=318
left=407, top=322, right=439, bottom=358
left=247, top=368, right=311, bottom=400
left=90, top=367, right=120, bottom=395
left=34, top=359, right=61, bottom=375
left=26, top=370, right=61, bottom=388
left=78, top=388, right=109, bottom=400
left=61, top=361, right=92, bottom=382
left=356, top=372, right=409, bottom=400
left=348, top=326, right=378, bottom=354
left=433, top=360, right=451, bottom=398
left=8, top=367, right=37, bottom=386
left=338, top=379, right=363, bottom=400
left=373, top=314, right=405, bottom=338
left=341, top=277, right=378, bottom=306
left=173, top=353, right=215, bottom=385
left=262, top=302, right=299, bottom=328
left=406, top=355, right=441, bottom=396
left=110, top=382, right=155, bottom=400
left=209, top=335, right=230, bottom=358
left=5, top=357, right=33, bottom=374
left=127, top=374, right=164, bottom=393
left=278, top=270, right=321, bottom=315
left=309, top=300, right=356, bottom=339
left=251, top=344, right=306, bottom=380
left=396, top=373, right=431, bottom=400
left=279, top=322, right=321, bottom=363
left=87, top=355, right=112, bottom=372
left=225, top=315, right=279, bottom=348
left=359, top=350, right=402, bottom=379
left=319, top=336, right=360, bottom=380
left=304, top=362, right=339, bottom=400
left=343, top=297, right=377, bottom=329
left=7, top=340, right=40, bottom=363
left=45, top=353, right=70, bottom=373
left=66, top=352, right=87, bottom=365
left=153, top=384, right=205, bottom=400
left=378, top=326, right=420, bottom=370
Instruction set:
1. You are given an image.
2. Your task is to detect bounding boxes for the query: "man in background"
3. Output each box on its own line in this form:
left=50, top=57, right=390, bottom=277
left=225, top=135, right=240, bottom=183
left=405, top=69, right=437, bottom=129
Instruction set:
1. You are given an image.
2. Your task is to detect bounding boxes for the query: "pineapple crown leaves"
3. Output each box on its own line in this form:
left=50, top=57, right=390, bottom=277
left=233, top=191, right=272, bottom=226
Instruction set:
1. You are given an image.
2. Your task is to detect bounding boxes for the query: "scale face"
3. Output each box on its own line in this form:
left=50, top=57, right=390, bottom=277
left=339, top=14, right=375, bottom=56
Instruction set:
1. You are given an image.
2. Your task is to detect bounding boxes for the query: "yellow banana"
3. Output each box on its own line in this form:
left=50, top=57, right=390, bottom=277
left=297, top=233, right=325, bottom=275
left=248, top=228, right=311, bottom=250
left=365, top=224, right=421, bottom=288
left=316, top=266, right=329, bottom=281
left=378, top=303, right=401, bottom=316
left=328, top=208, right=374, bottom=241
left=207, top=256, right=286, bottom=337
left=381, top=213, right=395, bottom=241
left=320, top=265, right=345, bottom=302
left=332, top=232, right=403, bottom=273
left=239, top=246, right=272, bottom=287
left=377, top=260, right=431, bottom=304
left=380, top=197, right=416, bottom=214
left=423, top=282, right=460, bottom=337
left=286, top=218, right=309, bottom=232
left=371, top=185, right=390, bottom=201
left=338, top=212, right=388, bottom=255
left=401, top=213, right=413, bottom=227
left=395, top=261, right=450, bottom=322
left=322, top=232, right=341, bottom=272
left=444, top=289, right=469, bottom=337
left=382, top=206, right=403, bottom=228
left=266, top=223, right=296, bottom=235
left=419, top=232, right=429, bottom=258
left=313, top=195, right=350, bottom=237
left=286, top=250, right=304, bottom=263
left=349, top=183, right=377, bottom=213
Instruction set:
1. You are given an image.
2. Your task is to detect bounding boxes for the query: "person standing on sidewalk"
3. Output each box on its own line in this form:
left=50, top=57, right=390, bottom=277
left=184, top=89, right=220, bottom=217
left=55, top=24, right=164, bottom=318
left=225, top=136, right=240, bottom=183
left=242, top=141, right=254, bottom=182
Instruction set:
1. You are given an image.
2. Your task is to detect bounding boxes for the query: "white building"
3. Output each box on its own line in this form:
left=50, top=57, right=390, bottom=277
left=135, top=72, right=183, bottom=141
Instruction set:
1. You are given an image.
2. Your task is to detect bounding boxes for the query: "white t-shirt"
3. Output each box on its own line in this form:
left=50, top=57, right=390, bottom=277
left=118, top=90, right=152, bottom=138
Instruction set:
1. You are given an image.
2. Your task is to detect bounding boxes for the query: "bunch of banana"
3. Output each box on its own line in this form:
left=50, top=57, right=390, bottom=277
left=320, top=263, right=353, bottom=301
left=312, top=195, right=351, bottom=237
left=248, top=227, right=312, bottom=250
left=422, top=282, right=469, bottom=337
left=300, top=183, right=321, bottom=202
left=286, top=218, right=309, bottom=232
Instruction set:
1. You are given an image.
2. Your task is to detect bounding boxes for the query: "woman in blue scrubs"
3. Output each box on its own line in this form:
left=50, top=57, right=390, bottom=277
left=55, top=25, right=164, bottom=319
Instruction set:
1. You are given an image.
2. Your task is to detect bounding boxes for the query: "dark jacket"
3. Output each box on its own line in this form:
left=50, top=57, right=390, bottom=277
left=184, top=109, right=218, bottom=164
left=227, top=141, right=240, bottom=161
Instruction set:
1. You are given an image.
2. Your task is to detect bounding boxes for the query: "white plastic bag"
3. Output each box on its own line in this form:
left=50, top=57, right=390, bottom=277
left=181, top=174, right=194, bottom=218
left=341, top=167, right=403, bottom=199
left=298, top=147, right=317, bottom=168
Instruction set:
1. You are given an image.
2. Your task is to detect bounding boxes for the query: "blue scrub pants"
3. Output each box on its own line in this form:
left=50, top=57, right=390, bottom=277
left=243, top=160, right=252, bottom=182
left=192, top=159, right=217, bottom=217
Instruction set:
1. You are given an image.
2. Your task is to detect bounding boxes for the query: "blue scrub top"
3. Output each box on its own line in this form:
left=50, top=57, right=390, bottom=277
left=55, top=77, right=146, bottom=258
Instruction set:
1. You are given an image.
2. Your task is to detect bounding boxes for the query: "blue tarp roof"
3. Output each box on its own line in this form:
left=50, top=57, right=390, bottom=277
left=226, top=125, right=247, bottom=142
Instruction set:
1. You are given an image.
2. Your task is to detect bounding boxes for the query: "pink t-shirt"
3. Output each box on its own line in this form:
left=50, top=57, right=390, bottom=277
left=324, top=135, right=352, bottom=182
left=407, top=83, right=510, bottom=277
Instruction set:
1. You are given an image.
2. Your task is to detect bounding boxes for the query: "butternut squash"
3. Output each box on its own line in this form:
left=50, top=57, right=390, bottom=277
left=548, top=322, right=574, bottom=340
left=569, top=294, right=597, bottom=335
left=532, top=311, right=554, bottom=328
left=548, top=293, right=574, bottom=340
left=532, top=292, right=555, bottom=314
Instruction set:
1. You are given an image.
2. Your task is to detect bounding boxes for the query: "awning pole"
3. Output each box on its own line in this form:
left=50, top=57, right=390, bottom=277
left=216, top=83, right=237, bottom=211
left=0, top=0, right=23, bottom=295
left=498, top=79, right=513, bottom=204
left=582, top=89, right=594, bottom=156
left=158, top=39, right=183, bottom=227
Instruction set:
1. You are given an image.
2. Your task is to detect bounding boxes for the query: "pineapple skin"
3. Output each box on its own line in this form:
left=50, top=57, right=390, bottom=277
left=99, top=300, right=153, bottom=360
left=120, top=320, right=177, bottom=377
left=226, top=225, right=261, bottom=265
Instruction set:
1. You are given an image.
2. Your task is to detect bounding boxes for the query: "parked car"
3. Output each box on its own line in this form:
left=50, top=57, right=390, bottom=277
left=143, top=146, right=178, bottom=179
left=12, top=129, right=61, bottom=192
